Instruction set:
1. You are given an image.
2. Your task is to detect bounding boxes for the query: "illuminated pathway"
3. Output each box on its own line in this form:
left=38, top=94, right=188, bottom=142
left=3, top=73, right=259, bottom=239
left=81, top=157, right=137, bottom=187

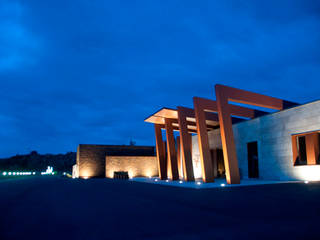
left=131, top=177, right=302, bottom=189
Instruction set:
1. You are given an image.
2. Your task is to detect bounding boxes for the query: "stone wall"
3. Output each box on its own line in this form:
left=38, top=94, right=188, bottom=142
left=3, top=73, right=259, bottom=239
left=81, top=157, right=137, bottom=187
left=105, top=156, right=158, bottom=178
left=192, top=100, right=320, bottom=181
left=77, top=144, right=155, bottom=178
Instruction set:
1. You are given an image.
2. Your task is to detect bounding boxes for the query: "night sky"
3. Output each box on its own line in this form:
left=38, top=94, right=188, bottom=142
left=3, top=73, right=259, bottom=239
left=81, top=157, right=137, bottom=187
left=0, top=0, right=320, bottom=157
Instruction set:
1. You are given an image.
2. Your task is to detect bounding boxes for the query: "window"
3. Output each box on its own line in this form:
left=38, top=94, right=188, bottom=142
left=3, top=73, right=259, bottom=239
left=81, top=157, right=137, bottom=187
left=292, top=132, right=320, bottom=166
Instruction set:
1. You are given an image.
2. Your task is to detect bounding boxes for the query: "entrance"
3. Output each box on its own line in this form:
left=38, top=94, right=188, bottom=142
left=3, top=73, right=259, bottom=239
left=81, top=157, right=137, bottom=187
left=247, top=141, right=259, bottom=178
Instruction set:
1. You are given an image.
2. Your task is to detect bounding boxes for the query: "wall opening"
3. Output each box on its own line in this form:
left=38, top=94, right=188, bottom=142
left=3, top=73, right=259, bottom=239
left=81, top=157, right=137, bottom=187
left=247, top=141, right=259, bottom=178
left=210, top=149, right=225, bottom=178
left=292, top=131, right=320, bottom=166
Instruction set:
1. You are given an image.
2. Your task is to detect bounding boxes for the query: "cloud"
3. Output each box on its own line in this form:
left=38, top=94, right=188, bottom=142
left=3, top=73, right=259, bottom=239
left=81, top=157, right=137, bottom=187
left=0, top=1, right=43, bottom=72
left=0, top=0, right=319, bottom=157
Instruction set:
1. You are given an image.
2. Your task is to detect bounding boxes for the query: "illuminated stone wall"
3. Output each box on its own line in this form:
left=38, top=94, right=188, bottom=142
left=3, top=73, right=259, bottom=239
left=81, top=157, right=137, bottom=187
left=192, top=100, right=320, bottom=181
left=77, top=144, right=155, bottom=178
left=105, top=156, right=158, bottom=178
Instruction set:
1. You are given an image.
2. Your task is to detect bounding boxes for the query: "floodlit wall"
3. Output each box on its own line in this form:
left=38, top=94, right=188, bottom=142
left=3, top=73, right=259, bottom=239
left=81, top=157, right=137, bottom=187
left=72, top=164, right=79, bottom=178
left=77, top=144, right=155, bottom=178
left=105, top=156, right=158, bottom=178
left=192, top=100, right=320, bottom=181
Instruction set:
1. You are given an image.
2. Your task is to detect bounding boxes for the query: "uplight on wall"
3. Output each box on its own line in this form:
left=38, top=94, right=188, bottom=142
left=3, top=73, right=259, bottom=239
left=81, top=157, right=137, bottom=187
left=295, top=165, right=320, bottom=181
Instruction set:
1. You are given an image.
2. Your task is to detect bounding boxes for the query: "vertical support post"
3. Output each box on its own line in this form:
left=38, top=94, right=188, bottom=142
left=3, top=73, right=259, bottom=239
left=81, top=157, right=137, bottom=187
left=215, top=85, right=240, bottom=184
left=177, top=107, right=195, bottom=181
left=176, top=136, right=183, bottom=179
left=193, top=99, right=214, bottom=183
left=291, top=135, right=298, bottom=165
left=306, top=133, right=319, bottom=165
left=154, top=124, right=167, bottom=180
left=165, top=118, right=179, bottom=180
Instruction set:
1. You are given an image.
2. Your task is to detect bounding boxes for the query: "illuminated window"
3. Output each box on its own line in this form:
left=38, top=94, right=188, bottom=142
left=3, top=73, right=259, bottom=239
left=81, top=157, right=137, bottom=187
left=292, top=132, right=320, bottom=166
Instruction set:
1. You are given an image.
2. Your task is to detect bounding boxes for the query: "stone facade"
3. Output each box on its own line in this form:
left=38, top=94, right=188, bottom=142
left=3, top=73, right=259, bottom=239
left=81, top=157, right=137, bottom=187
left=77, top=144, right=155, bottom=178
left=105, top=156, right=158, bottom=178
left=192, top=100, right=320, bottom=181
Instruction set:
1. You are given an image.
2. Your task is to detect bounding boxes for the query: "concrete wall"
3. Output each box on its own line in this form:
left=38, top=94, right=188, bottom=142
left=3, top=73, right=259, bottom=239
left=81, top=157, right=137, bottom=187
left=77, top=144, right=155, bottom=178
left=105, top=156, right=158, bottom=178
left=192, top=100, right=320, bottom=181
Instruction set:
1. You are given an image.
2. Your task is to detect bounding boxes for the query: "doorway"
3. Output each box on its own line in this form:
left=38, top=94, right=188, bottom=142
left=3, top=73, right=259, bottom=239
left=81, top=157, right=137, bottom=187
left=247, top=141, right=259, bottom=178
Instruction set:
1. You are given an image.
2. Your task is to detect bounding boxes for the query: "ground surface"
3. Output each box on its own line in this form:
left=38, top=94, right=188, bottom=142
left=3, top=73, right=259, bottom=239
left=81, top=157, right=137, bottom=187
left=0, top=177, right=319, bottom=240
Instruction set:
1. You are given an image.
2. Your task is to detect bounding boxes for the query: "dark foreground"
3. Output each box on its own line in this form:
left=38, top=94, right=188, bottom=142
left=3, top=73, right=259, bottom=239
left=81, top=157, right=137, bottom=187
left=0, top=177, right=319, bottom=240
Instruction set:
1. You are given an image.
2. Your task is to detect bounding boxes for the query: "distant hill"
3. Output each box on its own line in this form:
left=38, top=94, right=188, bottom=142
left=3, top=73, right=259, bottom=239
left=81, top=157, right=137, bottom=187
left=0, top=151, right=76, bottom=172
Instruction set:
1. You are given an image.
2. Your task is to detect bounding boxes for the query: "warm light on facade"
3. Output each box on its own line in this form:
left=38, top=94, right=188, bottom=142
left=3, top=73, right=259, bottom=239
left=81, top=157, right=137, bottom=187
left=294, top=165, right=320, bottom=181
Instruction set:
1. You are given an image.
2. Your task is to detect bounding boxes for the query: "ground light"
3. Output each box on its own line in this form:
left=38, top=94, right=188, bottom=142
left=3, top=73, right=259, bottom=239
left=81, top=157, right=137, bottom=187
left=196, top=182, right=201, bottom=185
left=155, top=179, right=158, bottom=182
left=179, top=181, right=183, bottom=184
left=165, top=180, right=169, bottom=182
left=221, top=183, right=226, bottom=187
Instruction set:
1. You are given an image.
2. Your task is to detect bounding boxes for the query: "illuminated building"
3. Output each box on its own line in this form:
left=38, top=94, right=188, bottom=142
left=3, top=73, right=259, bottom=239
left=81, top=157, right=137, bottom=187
left=74, top=144, right=157, bottom=179
left=145, top=84, right=320, bottom=184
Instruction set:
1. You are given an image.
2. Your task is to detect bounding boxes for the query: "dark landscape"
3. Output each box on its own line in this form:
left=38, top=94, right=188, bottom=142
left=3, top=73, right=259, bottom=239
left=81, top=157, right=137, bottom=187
left=0, top=151, right=76, bottom=173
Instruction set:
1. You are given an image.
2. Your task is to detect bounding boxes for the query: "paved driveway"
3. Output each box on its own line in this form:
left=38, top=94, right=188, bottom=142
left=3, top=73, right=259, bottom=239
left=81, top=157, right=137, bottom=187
left=0, top=177, right=319, bottom=240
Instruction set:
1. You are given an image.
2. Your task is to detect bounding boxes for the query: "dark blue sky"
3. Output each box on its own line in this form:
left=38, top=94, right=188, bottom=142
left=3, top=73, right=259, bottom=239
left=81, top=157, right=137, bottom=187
left=0, top=0, right=320, bottom=157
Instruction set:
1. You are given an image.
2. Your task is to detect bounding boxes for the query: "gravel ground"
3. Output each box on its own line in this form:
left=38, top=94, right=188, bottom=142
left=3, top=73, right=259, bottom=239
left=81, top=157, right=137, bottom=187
left=0, top=176, right=319, bottom=240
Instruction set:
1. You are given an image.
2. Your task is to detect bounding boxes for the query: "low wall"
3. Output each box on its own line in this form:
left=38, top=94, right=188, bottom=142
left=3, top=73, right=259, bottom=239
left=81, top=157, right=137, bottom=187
left=77, top=144, right=155, bottom=178
left=105, top=156, right=158, bottom=178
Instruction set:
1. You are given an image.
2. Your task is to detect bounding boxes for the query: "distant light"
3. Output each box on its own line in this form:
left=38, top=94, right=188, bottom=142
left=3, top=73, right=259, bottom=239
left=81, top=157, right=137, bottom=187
left=72, top=176, right=75, bottom=179
left=33, top=172, right=36, bottom=175
left=196, top=182, right=201, bottom=185
left=155, top=179, right=158, bottom=182
left=179, top=180, right=183, bottom=184
left=8, top=172, right=12, bottom=175
left=304, top=181, right=309, bottom=184
left=83, top=176, right=89, bottom=179
left=165, top=180, right=169, bottom=182
left=13, top=172, right=16, bottom=175
left=2, top=172, right=7, bottom=176
left=63, top=172, right=66, bottom=175
left=221, top=183, right=226, bottom=187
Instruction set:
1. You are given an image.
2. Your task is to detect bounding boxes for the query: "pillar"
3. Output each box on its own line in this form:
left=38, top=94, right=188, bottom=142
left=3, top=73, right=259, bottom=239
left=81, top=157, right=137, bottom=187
left=177, top=107, right=195, bottom=181
left=154, top=124, right=167, bottom=180
left=165, top=118, right=179, bottom=180
left=215, top=85, right=240, bottom=184
left=193, top=99, right=214, bottom=182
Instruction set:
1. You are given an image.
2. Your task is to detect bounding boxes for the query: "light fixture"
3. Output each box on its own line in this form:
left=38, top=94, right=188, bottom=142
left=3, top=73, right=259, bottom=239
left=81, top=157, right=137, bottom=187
left=2, top=172, right=7, bottom=176
left=165, top=180, right=169, bottom=182
left=196, top=182, right=201, bottom=185
left=220, top=183, right=226, bottom=187
left=304, top=181, right=309, bottom=184
left=179, top=180, right=183, bottom=184
left=155, top=179, right=158, bottom=182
